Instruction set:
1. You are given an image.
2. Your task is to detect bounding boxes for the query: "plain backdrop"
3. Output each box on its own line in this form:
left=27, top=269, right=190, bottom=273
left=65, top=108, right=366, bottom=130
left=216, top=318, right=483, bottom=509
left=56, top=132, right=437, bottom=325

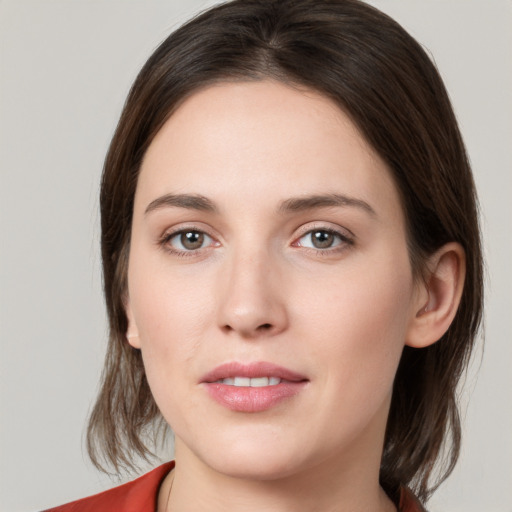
left=1, top=1, right=511, bottom=511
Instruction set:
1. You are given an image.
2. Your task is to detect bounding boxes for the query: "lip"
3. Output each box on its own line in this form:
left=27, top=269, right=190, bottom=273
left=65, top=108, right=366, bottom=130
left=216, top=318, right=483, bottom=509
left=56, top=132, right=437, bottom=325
left=201, top=361, right=308, bottom=413
left=201, top=361, right=307, bottom=383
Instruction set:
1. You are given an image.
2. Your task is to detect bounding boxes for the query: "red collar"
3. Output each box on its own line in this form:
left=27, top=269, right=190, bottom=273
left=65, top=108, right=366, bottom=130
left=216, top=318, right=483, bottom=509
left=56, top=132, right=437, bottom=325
left=399, top=486, right=427, bottom=512
left=45, top=462, right=426, bottom=512
left=43, top=462, right=175, bottom=512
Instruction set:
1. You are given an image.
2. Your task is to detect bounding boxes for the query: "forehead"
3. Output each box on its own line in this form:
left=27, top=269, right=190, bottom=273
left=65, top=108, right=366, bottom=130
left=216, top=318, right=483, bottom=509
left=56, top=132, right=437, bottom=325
left=136, top=80, right=401, bottom=220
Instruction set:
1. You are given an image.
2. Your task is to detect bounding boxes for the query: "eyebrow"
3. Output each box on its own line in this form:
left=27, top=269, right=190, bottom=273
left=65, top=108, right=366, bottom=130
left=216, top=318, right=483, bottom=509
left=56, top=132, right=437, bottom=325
left=278, top=193, right=376, bottom=216
left=144, top=192, right=376, bottom=217
left=145, top=193, right=217, bottom=215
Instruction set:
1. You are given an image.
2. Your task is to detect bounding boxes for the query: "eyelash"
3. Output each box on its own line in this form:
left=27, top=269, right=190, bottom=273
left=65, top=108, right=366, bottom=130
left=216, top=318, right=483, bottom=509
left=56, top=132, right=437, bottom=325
left=292, top=227, right=354, bottom=256
left=158, top=225, right=354, bottom=257
left=158, top=226, right=217, bottom=258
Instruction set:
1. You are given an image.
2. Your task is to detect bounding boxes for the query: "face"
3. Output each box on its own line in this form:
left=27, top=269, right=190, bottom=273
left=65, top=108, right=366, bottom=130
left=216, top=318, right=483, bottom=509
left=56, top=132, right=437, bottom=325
left=126, top=81, right=423, bottom=481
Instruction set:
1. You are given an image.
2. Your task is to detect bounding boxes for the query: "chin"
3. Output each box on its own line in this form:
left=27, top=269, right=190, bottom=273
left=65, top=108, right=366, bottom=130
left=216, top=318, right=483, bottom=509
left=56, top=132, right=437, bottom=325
left=209, top=452, right=306, bottom=481
left=187, top=427, right=311, bottom=481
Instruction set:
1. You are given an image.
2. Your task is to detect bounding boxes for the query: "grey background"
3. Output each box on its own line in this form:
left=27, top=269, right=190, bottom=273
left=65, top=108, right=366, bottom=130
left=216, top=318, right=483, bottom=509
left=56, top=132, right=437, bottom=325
left=1, top=1, right=511, bottom=511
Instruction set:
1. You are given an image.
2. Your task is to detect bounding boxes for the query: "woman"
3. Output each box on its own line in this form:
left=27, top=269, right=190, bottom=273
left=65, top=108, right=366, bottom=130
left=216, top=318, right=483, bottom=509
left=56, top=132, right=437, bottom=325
left=45, top=0, right=483, bottom=510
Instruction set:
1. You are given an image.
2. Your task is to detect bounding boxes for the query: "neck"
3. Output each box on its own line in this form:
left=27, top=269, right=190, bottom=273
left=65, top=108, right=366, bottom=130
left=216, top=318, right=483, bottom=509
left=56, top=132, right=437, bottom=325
left=161, top=441, right=396, bottom=512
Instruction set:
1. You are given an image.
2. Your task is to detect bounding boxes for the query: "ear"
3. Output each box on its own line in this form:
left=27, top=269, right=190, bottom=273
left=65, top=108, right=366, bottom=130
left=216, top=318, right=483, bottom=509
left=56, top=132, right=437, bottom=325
left=406, top=242, right=466, bottom=348
left=124, top=295, right=141, bottom=349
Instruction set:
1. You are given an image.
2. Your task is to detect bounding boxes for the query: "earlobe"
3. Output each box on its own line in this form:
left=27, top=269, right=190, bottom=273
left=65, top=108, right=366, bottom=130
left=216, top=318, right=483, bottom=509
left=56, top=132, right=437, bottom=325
left=124, top=296, right=141, bottom=349
left=406, top=242, right=466, bottom=349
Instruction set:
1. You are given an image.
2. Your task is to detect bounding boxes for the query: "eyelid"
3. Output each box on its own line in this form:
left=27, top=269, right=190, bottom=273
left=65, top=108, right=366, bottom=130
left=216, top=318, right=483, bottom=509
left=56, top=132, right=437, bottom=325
left=158, top=224, right=220, bottom=255
left=291, top=223, right=355, bottom=252
left=156, top=222, right=354, bottom=257
left=293, top=222, right=355, bottom=241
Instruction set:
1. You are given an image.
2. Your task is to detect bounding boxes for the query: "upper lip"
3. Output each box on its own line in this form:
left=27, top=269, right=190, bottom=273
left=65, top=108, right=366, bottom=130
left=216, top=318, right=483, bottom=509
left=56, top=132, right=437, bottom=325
left=201, top=361, right=308, bottom=383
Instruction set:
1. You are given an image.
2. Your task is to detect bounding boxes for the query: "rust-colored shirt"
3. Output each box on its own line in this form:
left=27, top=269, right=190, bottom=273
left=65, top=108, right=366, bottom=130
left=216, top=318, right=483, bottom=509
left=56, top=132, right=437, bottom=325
left=43, top=462, right=426, bottom=511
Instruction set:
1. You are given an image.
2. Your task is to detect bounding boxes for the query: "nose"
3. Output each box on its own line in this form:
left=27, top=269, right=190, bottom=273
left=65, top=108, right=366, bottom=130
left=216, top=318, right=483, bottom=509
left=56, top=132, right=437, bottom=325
left=216, top=248, right=288, bottom=339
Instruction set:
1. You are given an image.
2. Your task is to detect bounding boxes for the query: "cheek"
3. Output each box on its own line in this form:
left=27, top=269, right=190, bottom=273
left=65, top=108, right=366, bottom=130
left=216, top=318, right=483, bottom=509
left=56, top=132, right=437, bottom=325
left=127, top=253, right=222, bottom=415
left=130, top=273, right=209, bottom=430
left=129, top=253, right=213, bottom=345
left=301, top=254, right=414, bottom=391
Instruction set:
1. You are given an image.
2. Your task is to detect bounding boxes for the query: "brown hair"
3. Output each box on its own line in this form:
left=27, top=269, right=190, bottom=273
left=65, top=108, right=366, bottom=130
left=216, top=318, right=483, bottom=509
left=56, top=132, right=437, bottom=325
left=87, top=0, right=483, bottom=503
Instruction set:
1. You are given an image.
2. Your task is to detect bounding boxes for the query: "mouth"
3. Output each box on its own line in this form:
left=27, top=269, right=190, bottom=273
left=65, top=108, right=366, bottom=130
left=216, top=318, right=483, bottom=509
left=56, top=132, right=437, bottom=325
left=201, top=362, right=308, bottom=413
left=214, top=376, right=282, bottom=387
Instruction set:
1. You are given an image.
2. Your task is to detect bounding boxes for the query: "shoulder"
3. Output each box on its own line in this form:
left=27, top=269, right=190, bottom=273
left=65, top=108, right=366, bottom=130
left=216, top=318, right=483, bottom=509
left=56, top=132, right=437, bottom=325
left=42, top=462, right=174, bottom=512
left=399, top=487, right=428, bottom=512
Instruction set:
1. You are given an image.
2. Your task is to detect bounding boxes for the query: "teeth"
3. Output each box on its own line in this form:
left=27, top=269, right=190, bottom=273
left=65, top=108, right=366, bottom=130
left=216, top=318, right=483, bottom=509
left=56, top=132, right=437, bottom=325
left=249, top=377, right=269, bottom=387
left=217, top=377, right=282, bottom=387
left=234, top=377, right=251, bottom=387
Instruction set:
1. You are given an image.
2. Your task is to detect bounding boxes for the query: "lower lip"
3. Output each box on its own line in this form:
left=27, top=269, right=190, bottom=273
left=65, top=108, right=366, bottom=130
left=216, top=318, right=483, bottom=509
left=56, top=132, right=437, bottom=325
left=204, top=382, right=306, bottom=412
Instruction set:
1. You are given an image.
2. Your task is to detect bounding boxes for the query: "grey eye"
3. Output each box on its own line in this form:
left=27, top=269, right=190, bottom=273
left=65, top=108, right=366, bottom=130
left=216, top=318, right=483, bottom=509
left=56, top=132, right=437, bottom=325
left=298, top=230, right=343, bottom=249
left=170, top=231, right=212, bottom=251
left=311, top=230, right=335, bottom=248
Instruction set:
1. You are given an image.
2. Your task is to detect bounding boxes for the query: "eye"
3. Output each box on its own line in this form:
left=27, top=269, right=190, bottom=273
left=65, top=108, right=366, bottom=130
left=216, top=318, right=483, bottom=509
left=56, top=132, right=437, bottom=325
left=295, top=229, right=350, bottom=250
left=167, top=230, right=214, bottom=251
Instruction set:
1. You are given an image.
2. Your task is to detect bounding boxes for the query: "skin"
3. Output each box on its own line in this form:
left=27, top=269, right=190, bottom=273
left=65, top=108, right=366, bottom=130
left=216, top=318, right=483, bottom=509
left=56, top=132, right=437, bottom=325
left=125, top=81, right=464, bottom=511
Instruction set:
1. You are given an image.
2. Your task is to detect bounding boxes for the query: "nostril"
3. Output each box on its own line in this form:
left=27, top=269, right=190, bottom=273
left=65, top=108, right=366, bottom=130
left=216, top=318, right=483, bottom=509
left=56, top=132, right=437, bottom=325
left=258, top=323, right=273, bottom=331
